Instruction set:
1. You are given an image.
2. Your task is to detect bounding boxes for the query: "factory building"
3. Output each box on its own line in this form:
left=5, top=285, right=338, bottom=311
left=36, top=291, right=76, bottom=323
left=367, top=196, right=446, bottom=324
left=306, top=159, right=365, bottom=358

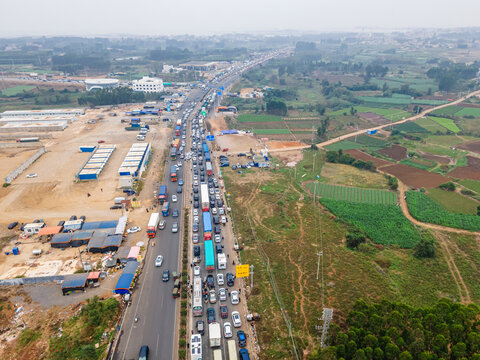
left=179, top=61, right=217, bottom=71
left=0, top=109, right=85, bottom=118
left=132, top=77, right=164, bottom=93
left=85, top=78, right=120, bottom=91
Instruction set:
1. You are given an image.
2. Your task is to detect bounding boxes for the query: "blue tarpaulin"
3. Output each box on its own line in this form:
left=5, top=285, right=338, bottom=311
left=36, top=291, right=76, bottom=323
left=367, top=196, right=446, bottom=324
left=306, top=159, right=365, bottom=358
left=50, top=233, right=73, bottom=248
left=62, top=273, right=88, bottom=294
left=220, top=130, right=239, bottom=135
left=114, top=261, right=139, bottom=294
left=82, top=220, right=118, bottom=230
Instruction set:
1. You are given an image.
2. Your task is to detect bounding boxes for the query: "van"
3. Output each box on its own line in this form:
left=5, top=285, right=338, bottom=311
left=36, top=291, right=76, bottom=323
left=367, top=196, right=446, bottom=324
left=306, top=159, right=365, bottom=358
left=137, top=135, right=145, bottom=141
left=172, top=287, right=180, bottom=298
left=174, top=278, right=181, bottom=289
left=139, top=345, right=149, bottom=360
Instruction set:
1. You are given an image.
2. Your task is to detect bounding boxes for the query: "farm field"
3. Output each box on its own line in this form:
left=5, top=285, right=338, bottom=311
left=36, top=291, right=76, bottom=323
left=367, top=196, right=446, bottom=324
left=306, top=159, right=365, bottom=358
left=320, top=198, right=420, bottom=248
left=415, top=117, right=449, bottom=133
left=237, top=114, right=282, bottom=122
left=429, top=116, right=460, bottom=133
left=429, top=105, right=463, bottom=117
left=344, top=149, right=394, bottom=167
left=1, top=85, right=36, bottom=96
left=369, top=77, right=438, bottom=93
left=455, top=107, right=480, bottom=117
left=406, top=191, right=480, bottom=230
left=427, top=188, right=479, bottom=214
left=393, top=121, right=429, bottom=133
left=253, top=128, right=291, bottom=134
left=319, top=162, right=391, bottom=189
left=305, top=182, right=397, bottom=204
left=459, top=179, right=480, bottom=193
left=400, top=158, right=436, bottom=170
left=324, top=140, right=364, bottom=151
left=358, top=96, right=448, bottom=106
left=378, top=144, right=407, bottom=160
left=382, top=163, right=448, bottom=188
left=352, top=134, right=390, bottom=150
left=329, top=106, right=410, bottom=121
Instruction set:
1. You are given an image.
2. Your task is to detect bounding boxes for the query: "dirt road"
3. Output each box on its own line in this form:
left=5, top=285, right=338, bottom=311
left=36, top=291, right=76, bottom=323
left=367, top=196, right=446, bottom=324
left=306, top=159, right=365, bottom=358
left=316, top=89, right=480, bottom=149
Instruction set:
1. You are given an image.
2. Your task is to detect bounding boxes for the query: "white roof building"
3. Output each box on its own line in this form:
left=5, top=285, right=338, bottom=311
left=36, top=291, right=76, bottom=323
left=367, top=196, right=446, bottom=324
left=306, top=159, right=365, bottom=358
left=132, top=77, right=164, bottom=93
left=85, top=78, right=119, bottom=91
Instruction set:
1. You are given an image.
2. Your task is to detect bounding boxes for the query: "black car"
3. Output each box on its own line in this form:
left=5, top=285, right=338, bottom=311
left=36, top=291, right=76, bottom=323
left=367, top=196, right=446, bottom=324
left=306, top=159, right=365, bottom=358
left=139, top=345, right=149, bottom=360
left=162, top=270, right=170, bottom=282
left=207, top=307, right=215, bottom=323
left=200, top=166, right=204, bottom=171
left=193, top=187, right=198, bottom=193
left=210, top=201, right=215, bottom=208
left=206, top=274, right=215, bottom=288
left=110, top=205, right=122, bottom=210
left=217, top=200, right=223, bottom=207
left=194, top=194, right=199, bottom=201
left=57, top=220, right=65, bottom=227
left=172, top=209, right=179, bottom=218
left=194, top=201, right=199, bottom=209
left=214, top=226, right=221, bottom=234
left=226, top=273, right=235, bottom=286
left=69, top=215, right=77, bottom=220
left=208, top=183, right=213, bottom=189
left=177, top=186, right=182, bottom=194
left=215, top=244, right=223, bottom=254
left=79, top=216, right=86, bottom=221
left=193, top=245, right=201, bottom=257
left=213, top=216, right=220, bottom=225
left=196, top=320, right=205, bottom=335
left=8, top=221, right=18, bottom=230
left=200, top=175, right=205, bottom=182
left=238, top=153, right=246, bottom=157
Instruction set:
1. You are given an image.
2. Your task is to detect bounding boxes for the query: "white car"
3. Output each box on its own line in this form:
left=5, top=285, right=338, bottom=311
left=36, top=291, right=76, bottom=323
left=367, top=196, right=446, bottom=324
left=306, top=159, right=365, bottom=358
left=177, top=162, right=182, bottom=167
left=193, top=180, right=198, bottom=186
left=232, top=311, right=242, bottom=328
left=215, top=189, right=220, bottom=194
left=215, top=194, right=221, bottom=200
left=218, top=208, right=225, bottom=215
left=214, top=234, right=221, bottom=243
left=219, top=288, right=227, bottom=301
left=127, top=226, right=141, bottom=234
left=212, top=208, right=217, bottom=215
left=193, top=216, right=199, bottom=223
left=217, top=273, right=224, bottom=285
left=172, top=222, right=178, bottom=233
left=155, top=255, right=163, bottom=267
left=193, top=175, right=198, bottom=181
left=194, top=266, right=201, bottom=276
left=223, top=322, right=233, bottom=338
left=172, top=195, right=178, bottom=203
left=193, top=209, right=199, bottom=216
left=231, top=290, right=239, bottom=305
left=221, top=216, right=227, bottom=224
left=209, top=188, right=214, bottom=195
left=26, top=173, right=38, bottom=178
left=209, top=289, right=217, bottom=304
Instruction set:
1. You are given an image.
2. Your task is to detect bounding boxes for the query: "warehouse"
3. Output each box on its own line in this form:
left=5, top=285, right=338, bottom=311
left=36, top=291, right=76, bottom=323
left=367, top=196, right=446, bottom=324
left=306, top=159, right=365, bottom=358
left=179, top=61, right=217, bottom=71
left=118, top=142, right=150, bottom=178
left=62, top=273, right=89, bottom=295
left=77, top=144, right=116, bottom=180
left=70, top=230, right=93, bottom=246
left=87, top=234, right=122, bottom=253
left=0, top=109, right=85, bottom=118
left=114, top=246, right=130, bottom=264
left=114, top=261, right=139, bottom=295
left=50, top=233, right=73, bottom=248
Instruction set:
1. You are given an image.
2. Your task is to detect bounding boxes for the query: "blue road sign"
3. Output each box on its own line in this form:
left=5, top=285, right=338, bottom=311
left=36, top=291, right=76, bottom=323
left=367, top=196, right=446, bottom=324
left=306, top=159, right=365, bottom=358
left=219, top=86, right=224, bottom=91
left=206, top=135, right=215, bottom=141
left=217, top=91, right=222, bottom=96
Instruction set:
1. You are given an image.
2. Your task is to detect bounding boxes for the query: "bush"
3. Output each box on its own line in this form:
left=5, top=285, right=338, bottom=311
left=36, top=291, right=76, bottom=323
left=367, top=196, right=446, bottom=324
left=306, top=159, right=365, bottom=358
left=414, top=236, right=436, bottom=258
left=461, top=189, right=476, bottom=196
left=346, top=229, right=367, bottom=249
left=439, top=181, right=456, bottom=191
left=17, top=328, right=41, bottom=348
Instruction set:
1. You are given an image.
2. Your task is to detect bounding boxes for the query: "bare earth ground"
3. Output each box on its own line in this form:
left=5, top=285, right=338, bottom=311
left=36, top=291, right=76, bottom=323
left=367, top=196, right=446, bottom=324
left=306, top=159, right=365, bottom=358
left=0, top=148, right=38, bottom=180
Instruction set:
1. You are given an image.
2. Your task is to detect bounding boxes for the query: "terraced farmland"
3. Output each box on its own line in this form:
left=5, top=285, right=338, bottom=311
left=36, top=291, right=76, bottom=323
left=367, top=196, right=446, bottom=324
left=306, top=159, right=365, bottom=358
left=237, top=114, right=282, bottom=122
left=306, top=182, right=397, bottom=204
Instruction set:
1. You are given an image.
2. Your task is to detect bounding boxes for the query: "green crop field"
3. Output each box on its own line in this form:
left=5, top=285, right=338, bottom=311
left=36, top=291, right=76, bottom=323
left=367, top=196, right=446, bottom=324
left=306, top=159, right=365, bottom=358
left=324, top=140, right=365, bottom=151
left=306, top=182, right=397, bottom=204
left=459, top=179, right=480, bottom=194
left=393, top=121, right=429, bottom=133
left=320, top=198, right=421, bottom=248
left=328, top=106, right=410, bottom=121
left=406, top=191, right=480, bottom=231
left=400, top=159, right=436, bottom=170
left=455, top=107, right=480, bottom=117
left=427, top=188, right=478, bottom=214
left=415, top=117, right=448, bottom=133
left=253, top=129, right=291, bottom=134
left=429, top=116, right=460, bottom=133
left=237, top=114, right=282, bottom=122
left=429, top=105, right=463, bottom=117
left=358, top=96, right=448, bottom=106
left=1, top=85, right=36, bottom=96
left=354, top=134, right=390, bottom=149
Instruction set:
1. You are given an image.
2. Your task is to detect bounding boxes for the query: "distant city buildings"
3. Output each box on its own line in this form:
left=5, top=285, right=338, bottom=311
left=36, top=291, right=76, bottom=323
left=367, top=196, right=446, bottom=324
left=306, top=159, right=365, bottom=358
left=179, top=61, right=218, bottom=72
left=132, top=77, right=164, bottom=93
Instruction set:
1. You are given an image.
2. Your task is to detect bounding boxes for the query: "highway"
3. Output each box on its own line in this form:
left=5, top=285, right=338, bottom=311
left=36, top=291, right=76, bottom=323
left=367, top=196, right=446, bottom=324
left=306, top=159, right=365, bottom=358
left=113, top=50, right=285, bottom=360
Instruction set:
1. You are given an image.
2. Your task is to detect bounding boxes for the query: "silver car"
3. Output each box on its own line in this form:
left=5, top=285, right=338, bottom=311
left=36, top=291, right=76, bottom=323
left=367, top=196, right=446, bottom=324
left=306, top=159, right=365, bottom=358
left=172, top=222, right=178, bottom=233
left=219, top=288, right=227, bottom=301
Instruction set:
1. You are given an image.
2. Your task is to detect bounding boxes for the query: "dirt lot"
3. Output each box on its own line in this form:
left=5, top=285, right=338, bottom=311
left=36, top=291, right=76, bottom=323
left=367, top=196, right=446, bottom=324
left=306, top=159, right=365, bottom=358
left=207, top=113, right=229, bottom=133
left=381, top=163, right=449, bottom=188
left=345, top=149, right=394, bottom=167
left=1, top=79, right=83, bottom=91
left=378, top=145, right=407, bottom=161
left=272, top=150, right=304, bottom=166
left=0, top=148, right=38, bottom=180
left=358, top=112, right=389, bottom=125
left=215, top=133, right=262, bottom=153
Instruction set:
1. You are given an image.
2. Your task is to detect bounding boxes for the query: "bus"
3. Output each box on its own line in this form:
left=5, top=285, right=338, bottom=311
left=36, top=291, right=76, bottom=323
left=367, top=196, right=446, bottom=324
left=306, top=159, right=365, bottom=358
left=191, top=334, right=202, bottom=360
left=170, top=148, right=177, bottom=160
left=192, top=276, right=203, bottom=316
left=162, top=201, right=170, bottom=217
left=227, top=340, right=238, bottom=360
left=204, top=240, right=215, bottom=271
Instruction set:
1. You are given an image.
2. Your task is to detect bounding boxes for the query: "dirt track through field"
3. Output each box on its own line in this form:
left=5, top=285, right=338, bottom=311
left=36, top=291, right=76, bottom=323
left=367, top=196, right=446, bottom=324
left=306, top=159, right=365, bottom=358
left=316, top=89, right=480, bottom=149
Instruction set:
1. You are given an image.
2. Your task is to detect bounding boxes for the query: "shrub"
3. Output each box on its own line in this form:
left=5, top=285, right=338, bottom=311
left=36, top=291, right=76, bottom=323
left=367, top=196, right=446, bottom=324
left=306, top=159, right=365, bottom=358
left=439, top=181, right=456, bottom=191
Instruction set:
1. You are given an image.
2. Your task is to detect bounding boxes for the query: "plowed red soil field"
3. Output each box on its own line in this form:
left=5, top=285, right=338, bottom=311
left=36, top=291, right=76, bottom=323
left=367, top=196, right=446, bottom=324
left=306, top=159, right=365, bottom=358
left=378, top=145, right=407, bottom=161
left=448, top=156, right=480, bottom=180
left=458, top=140, right=480, bottom=153
left=382, top=164, right=449, bottom=188
left=345, top=149, right=393, bottom=167
left=421, top=153, right=451, bottom=164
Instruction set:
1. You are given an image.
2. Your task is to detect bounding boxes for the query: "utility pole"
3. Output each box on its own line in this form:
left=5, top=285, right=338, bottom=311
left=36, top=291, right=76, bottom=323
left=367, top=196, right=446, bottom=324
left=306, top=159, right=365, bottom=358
left=316, top=251, right=323, bottom=280
left=250, top=265, right=254, bottom=290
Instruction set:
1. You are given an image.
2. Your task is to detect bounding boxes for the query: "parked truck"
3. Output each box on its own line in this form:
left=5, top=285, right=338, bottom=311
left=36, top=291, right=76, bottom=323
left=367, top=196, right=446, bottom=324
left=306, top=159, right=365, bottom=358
left=147, top=212, right=160, bottom=238
left=16, top=137, right=39, bottom=143
left=158, top=185, right=167, bottom=204
left=206, top=161, right=213, bottom=176
left=209, top=322, right=221, bottom=348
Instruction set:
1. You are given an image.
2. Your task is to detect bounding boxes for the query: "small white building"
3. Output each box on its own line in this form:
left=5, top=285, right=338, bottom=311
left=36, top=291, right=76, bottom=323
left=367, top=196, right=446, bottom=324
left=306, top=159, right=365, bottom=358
left=85, top=78, right=119, bottom=91
left=132, top=77, right=164, bottom=93
left=23, top=223, right=45, bottom=235
left=63, top=220, right=84, bottom=231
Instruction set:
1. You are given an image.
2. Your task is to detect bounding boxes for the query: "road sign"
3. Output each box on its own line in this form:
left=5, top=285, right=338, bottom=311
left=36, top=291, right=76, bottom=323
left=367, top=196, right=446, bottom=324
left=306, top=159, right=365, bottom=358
left=206, top=135, right=214, bottom=141
left=236, top=264, right=249, bottom=278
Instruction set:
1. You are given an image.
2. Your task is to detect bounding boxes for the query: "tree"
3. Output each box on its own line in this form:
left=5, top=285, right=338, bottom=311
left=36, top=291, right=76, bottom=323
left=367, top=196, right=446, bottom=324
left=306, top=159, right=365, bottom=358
left=439, top=182, right=456, bottom=191
left=383, top=82, right=389, bottom=92
left=317, top=117, right=330, bottom=138
left=316, top=103, right=326, bottom=116
left=346, top=229, right=367, bottom=249
left=278, top=65, right=286, bottom=77
left=477, top=205, right=480, bottom=216
left=399, top=351, right=413, bottom=360
left=387, top=176, right=398, bottom=191
left=414, top=237, right=436, bottom=258
left=265, top=98, right=287, bottom=116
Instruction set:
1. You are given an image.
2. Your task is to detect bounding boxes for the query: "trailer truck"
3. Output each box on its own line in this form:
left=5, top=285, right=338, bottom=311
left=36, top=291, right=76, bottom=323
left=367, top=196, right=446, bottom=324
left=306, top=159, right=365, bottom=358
left=209, top=322, right=221, bottom=347
left=203, top=211, right=212, bottom=240
left=158, top=185, right=167, bottom=204
left=206, top=161, right=213, bottom=176
left=147, top=213, right=160, bottom=238
left=200, top=183, right=209, bottom=212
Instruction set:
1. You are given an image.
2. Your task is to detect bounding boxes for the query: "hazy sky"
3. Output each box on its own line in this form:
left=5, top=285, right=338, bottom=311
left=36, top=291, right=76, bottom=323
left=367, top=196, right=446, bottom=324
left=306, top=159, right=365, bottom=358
left=2, top=0, right=480, bottom=37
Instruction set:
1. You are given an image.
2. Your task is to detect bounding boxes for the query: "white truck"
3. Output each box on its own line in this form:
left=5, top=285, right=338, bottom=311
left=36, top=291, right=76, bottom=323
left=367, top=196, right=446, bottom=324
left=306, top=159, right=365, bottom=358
left=209, top=322, right=221, bottom=348
left=200, top=183, right=209, bottom=212
left=217, top=253, right=227, bottom=270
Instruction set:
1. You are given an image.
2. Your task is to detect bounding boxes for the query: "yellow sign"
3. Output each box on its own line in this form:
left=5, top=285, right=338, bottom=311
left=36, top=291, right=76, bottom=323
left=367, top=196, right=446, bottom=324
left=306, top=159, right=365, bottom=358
left=131, top=201, right=141, bottom=208
left=236, top=264, right=250, bottom=278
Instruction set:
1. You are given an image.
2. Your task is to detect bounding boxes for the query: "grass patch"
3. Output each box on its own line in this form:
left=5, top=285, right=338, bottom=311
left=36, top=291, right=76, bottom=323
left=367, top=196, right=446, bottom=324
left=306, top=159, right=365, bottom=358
left=427, top=188, right=479, bottom=214
left=455, top=107, right=480, bottom=117
left=393, top=121, right=430, bottom=133
left=429, top=116, right=460, bottom=132
left=17, top=328, right=41, bottom=348
left=305, top=182, right=397, bottom=204
left=400, top=158, right=436, bottom=170
left=354, top=134, right=390, bottom=149
left=1, top=85, right=36, bottom=96
left=253, top=129, right=291, bottom=134
left=319, top=163, right=390, bottom=189
left=324, top=140, right=364, bottom=151
left=406, top=190, right=480, bottom=231
left=459, top=179, right=480, bottom=194
left=429, top=105, right=463, bottom=117
left=415, top=117, right=449, bottom=134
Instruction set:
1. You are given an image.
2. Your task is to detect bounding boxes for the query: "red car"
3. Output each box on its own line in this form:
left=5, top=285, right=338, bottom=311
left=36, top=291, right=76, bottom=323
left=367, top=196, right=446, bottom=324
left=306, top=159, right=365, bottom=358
left=98, top=140, right=105, bottom=143
left=220, top=306, right=228, bottom=319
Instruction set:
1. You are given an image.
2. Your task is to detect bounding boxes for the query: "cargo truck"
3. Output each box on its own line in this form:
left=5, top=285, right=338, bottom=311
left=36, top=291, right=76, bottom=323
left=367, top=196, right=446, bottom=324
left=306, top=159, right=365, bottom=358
left=200, top=183, right=209, bottom=212
left=16, top=137, right=39, bottom=143
left=147, top=213, right=160, bottom=238
left=162, top=201, right=170, bottom=217
left=170, top=165, right=177, bottom=182
left=158, top=185, right=167, bottom=204
left=209, top=322, right=221, bottom=347
left=203, top=211, right=212, bottom=240
left=206, top=161, right=213, bottom=176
